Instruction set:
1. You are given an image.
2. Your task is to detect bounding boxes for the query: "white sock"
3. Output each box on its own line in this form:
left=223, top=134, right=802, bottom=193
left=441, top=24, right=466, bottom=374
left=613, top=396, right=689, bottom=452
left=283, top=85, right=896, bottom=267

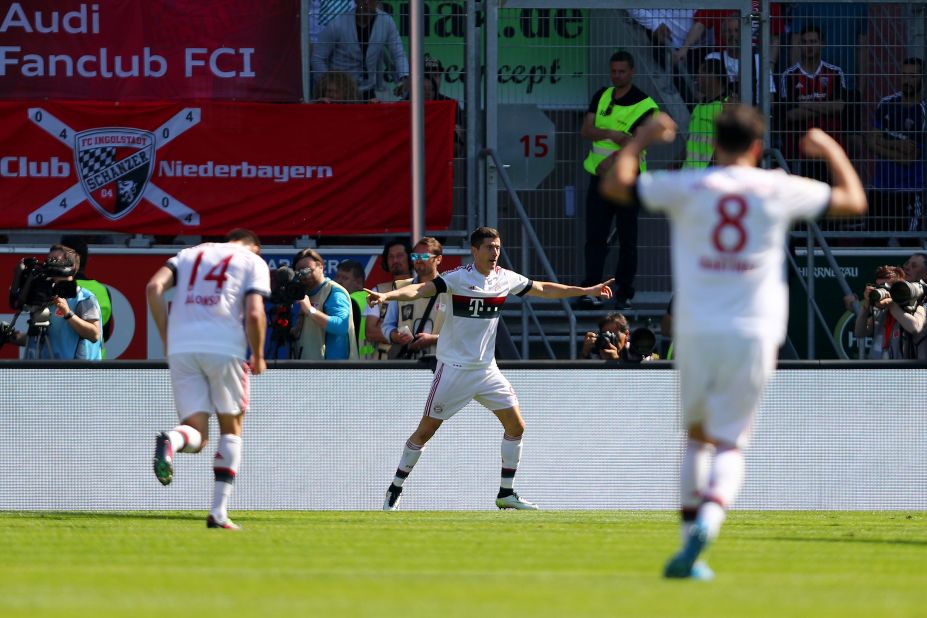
left=392, top=440, right=424, bottom=487
left=168, top=425, right=202, bottom=453
left=500, top=433, right=523, bottom=490
left=698, top=445, right=745, bottom=540
left=210, top=434, right=242, bottom=523
left=679, top=438, right=711, bottom=543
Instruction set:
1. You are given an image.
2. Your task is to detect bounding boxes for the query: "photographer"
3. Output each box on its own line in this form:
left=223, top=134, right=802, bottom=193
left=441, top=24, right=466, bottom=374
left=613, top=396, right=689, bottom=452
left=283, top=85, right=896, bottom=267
left=850, top=265, right=905, bottom=359
left=291, top=248, right=357, bottom=360
left=7, top=245, right=102, bottom=360
left=859, top=269, right=927, bottom=360
left=582, top=312, right=630, bottom=360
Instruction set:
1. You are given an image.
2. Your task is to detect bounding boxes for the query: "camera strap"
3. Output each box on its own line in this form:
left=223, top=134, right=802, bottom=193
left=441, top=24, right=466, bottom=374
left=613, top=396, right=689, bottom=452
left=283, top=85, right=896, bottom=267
left=393, top=294, right=438, bottom=360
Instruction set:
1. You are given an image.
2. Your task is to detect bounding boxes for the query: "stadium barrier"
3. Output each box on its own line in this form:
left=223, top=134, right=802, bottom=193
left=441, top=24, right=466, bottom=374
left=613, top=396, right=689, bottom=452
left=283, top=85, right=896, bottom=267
left=1, top=361, right=923, bottom=511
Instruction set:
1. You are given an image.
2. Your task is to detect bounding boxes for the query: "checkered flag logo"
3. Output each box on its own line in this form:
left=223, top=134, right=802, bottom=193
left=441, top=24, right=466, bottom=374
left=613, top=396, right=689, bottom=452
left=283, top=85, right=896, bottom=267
left=78, top=147, right=115, bottom=177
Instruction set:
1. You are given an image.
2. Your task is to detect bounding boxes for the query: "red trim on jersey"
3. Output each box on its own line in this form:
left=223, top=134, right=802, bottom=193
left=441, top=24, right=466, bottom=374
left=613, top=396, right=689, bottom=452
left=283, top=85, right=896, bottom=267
left=451, top=294, right=506, bottom=306
left=239, top=360, right=250, bottom=410
left=213, top=467, right=237, bottom=478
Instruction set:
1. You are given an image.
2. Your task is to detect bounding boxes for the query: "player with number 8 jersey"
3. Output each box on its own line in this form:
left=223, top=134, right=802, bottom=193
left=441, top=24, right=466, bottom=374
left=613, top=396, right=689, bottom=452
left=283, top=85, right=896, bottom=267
left=147, top=229, right=270, bottom=530
left=600, top=106, right=867, bottom=580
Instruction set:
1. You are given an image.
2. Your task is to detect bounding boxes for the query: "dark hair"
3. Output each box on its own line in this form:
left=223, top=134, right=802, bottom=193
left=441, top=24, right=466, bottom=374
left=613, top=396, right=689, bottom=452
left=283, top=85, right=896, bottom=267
left=609, top=50, right=634, bottom=68
left=424, top=53, right=444, bottom=74
left=874, top=265, right=906, bottom=281
left=902, top=57, right=924, bottom=70
left=226, top=228, right=261, bottom=247
left=60, top=234, right=89, bottom=276
left=293, top=248, right=323, bottom=268
left=48, top=243, right=80, bottom=274
left=336, top=259, right=366, bottom=282
left=715, top=105, right=765, bottom=154
left=470, top=226, right=500, bottom=248
left=415, top=236, right=444, bottom=256
left=380, top=238, right=412, bottom=273
left=799, top=24, right=823, bottom=40
left=599, top=311, right=629, bottom=334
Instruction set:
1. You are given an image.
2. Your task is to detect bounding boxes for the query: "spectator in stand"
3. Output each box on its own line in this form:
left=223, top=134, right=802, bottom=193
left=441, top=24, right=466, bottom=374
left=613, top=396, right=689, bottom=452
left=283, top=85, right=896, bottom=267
left=629, top=10, right=694, bottom=68
left=311, top=0, right=408, bottom=101
left=365, top=239, right=414, bottom=360
left=578, top=51, right=660, bottom=310
left=292, top=248, right=357, bottom=360
left=778, top=25, right=847, bottom=183
left=313, top=70, right=363, bottom=103
left=788, top=3, right=867, bottom=92
left=704, top=16, right=776, bottom=104
left=673, top=3, right=783, bottom=71
left=866, top=57, right=926, bottom=236
left=682, top=59, right=732, bottom=169
left=335, top=259, right=375, bottom=359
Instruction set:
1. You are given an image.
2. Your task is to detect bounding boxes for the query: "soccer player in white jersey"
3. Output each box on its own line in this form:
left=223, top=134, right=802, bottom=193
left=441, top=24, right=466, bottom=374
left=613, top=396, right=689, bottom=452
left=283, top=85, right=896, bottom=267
left=600, top=106, right=867, bottom=579
left=367, top=226, right=614, bottom=511
left=147, top=229, right=271, bottom=530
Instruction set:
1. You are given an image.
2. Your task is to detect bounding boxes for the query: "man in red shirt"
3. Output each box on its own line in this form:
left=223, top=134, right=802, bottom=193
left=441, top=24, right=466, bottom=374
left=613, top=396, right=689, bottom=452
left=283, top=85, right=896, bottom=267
left=778, top=24, right=847, bottom=182
left=673, top=3, right=783, bottom=69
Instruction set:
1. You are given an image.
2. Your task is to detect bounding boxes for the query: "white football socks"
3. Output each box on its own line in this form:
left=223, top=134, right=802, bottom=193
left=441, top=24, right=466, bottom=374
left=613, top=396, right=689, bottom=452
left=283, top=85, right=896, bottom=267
left=500, top=433, right=523, bottom=489
left=679, top=438, right=711, bottom=543
left=392, top=440, right=424, bottom=487
left=211, top=434, right=242, bottom=523
left=698, top=445, right=745, bottom=540
left=168, top=425, right=202, bottom=453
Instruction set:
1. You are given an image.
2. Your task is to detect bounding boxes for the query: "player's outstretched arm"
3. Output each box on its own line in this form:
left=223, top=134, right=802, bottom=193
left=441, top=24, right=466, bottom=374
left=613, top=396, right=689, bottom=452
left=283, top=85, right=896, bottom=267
left=527, top=278, right=614, bottom=300
left=146, top=266, right=174, bottom=353
left=800, top=128, right=867, bottom=217
left=364, top=281, right=438, bottom=307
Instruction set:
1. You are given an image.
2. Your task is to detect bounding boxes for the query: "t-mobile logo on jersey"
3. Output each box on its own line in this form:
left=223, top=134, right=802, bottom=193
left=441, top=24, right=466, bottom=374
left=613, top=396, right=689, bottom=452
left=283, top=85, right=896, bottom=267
left=468, top=298, right=484, bottom=317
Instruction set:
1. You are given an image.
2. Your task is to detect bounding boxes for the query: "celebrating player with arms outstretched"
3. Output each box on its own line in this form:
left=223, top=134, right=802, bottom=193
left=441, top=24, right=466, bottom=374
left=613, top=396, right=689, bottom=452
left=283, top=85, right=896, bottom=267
left=601, top=106, right=867, bottom=579
left=147, top=228, right=270, bottom=530
left=368, top=226, right=613, bottom=511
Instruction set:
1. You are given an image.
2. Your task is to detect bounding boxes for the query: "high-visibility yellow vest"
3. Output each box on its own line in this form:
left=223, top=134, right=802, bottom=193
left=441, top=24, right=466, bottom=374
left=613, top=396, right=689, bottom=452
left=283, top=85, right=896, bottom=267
left=583, top=87, right=659, bottom=175
left=76, top=278, right=111, bottom=359
left=351, top=289, right=376, bottom=360
left=683, top=97, right=726, bottom=169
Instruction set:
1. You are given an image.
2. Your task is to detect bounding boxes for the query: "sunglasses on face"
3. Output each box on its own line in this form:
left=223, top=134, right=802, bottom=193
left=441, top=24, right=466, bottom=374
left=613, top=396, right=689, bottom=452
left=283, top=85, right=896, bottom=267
left=411, top=253, right=436, bottom=261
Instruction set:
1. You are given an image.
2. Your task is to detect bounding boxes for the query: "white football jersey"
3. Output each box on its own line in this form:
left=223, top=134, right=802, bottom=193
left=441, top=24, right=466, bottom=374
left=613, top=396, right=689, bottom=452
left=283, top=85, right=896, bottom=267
left=638, top=166, right=831, bottom=343
left=433, top=264, right=533, bottom=368
left=166, top=242, right=271, bottom=358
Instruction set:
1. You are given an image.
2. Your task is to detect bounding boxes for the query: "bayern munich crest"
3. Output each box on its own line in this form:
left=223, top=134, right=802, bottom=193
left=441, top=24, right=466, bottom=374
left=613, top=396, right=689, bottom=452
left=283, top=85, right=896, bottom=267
left=75, top=128, right=155, bottom=220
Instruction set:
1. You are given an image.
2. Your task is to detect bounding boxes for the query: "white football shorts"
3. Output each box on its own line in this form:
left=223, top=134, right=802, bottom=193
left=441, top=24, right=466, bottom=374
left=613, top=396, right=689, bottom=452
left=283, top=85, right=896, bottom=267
left=674, top=333, right=778, bottom=448
left=424, top=361, right=519, bottom=420
left=168, top=352, right=250, bottom=420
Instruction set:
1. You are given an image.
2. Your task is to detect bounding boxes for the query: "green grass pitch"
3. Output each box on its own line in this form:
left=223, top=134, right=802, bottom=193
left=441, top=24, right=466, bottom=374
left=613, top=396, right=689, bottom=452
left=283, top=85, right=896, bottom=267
left=1, top=511, right=924, bottom=617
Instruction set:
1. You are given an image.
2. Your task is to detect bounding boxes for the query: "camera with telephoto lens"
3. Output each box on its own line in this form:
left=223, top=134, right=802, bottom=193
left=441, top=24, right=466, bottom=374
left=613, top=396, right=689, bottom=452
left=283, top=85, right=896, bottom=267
left=8, top=257, right=77, bottom=311
left=889, top=279, right=927, bottom=313
left=594, top=329, right=618, bottom=351
left=622, top=327, right=657, bottom=363
left=269, top=266, right=308, bottom=305
left=867, top=282, right=892, bottom=306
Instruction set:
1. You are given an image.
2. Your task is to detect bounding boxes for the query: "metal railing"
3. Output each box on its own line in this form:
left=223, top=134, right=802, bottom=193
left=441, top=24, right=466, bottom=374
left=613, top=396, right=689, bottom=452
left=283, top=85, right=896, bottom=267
left=483, top=147, right=578, bottom=359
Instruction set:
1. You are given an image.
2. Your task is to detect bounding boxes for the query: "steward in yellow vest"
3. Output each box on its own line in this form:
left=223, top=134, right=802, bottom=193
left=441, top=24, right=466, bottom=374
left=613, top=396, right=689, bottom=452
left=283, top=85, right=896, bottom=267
left=579, top=51, right=659, bottom=307
left=683, top=59, right=731, bottom=169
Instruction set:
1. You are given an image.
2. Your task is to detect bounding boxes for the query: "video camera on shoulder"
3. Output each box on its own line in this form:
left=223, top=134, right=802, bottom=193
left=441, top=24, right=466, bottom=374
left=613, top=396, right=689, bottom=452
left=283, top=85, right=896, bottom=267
left=269, top=266, right=308, bottom=306
left=9, top=257, right=77, bottom=311
left=889, top=279, right=927, bottom=314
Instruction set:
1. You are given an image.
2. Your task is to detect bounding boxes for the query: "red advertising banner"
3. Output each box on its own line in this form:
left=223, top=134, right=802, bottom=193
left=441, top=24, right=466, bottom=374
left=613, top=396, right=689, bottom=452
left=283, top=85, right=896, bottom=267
left=0, top=0, right=302, bottom=101
left=0, top=100, right=455, bottom=235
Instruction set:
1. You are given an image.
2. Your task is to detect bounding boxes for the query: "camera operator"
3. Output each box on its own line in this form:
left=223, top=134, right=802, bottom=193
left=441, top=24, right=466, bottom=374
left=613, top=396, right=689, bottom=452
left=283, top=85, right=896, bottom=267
left=8, top=245, right=102, bottom=360
left=860, top=271, right=927, bottom=360
left=582, top=312, right=630, bottom=360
